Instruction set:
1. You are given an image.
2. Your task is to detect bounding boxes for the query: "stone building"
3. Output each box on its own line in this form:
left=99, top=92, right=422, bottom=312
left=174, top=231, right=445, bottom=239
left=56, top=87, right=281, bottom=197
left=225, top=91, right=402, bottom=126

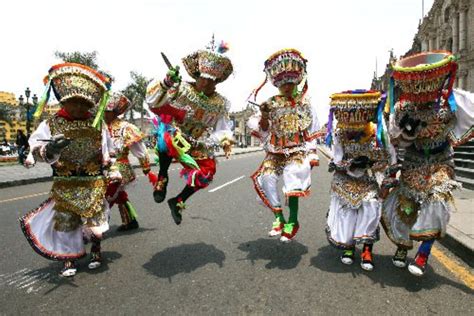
left=0, top=91, right=59, bottom=142
left=373, top=0, right=473, bottom=92
left=417, top=0, right=473, bottom=91
left=229, top=106, right=260, bottom=147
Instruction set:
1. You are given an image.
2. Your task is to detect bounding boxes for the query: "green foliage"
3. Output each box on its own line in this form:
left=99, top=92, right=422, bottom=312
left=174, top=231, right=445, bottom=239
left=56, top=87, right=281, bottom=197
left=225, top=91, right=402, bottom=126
left=0, top=103, right=13, bottom=123
left=54, top=50, right=114, bottom=82
left=121, top=71, right=152, bottom=121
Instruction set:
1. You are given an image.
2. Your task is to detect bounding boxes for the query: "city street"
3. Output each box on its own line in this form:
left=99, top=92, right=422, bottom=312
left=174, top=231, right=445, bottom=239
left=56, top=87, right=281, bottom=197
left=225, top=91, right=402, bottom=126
left=0, top=151, right=473, bottom=314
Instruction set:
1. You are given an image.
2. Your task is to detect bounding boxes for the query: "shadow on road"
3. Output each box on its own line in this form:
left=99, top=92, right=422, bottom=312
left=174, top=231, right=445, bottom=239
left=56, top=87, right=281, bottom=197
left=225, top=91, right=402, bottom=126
left=237, top=238, right=308, bottom=270
left=310, top=245, right=474, bottom=294
left=28, top=251, right=122, bottom=295
left=105, top=226, right=157, bottom=240
left=143, top=243, right=225, bottom=282
left=83, top=251, right=122, bottom=275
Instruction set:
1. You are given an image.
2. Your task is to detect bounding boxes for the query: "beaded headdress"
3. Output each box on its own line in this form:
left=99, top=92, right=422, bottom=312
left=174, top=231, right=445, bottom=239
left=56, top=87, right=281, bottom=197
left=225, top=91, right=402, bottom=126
left=389, top=51, right=458, bottom=113
left=105, top=92, right=131, bottom=116
left=33, top=63, right=111, bottom=129
left=182, top=37, right=233, bottom=84
left=249, top=48, right=308, bottom=102
left=326, top=90, right=387, bottom=147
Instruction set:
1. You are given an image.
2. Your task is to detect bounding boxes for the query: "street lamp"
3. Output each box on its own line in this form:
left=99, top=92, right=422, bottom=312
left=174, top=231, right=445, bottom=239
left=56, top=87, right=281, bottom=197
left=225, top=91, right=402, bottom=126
left=18, top=87, right=38, bottom=137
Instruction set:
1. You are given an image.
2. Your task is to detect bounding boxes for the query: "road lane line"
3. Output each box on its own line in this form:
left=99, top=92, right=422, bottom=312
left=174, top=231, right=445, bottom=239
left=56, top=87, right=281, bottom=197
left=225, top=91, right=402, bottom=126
left=432, top=246, right=474, bottom=289
left=0, top=192, right=49, bottom=204
left=208, top=175, right=245, bottom=193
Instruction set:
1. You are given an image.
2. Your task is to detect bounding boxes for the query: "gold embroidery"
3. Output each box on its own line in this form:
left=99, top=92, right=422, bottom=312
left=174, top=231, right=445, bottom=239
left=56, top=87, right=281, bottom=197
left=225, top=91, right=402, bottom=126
left=49, top=116, right=103, bottom=176
left=331, top=173, right=378, bottom=208
left=402, top=164, right=454, bottom=193
left=396, top=194, right=419, bottom=226
left=51, top=176, right=106, bottom=219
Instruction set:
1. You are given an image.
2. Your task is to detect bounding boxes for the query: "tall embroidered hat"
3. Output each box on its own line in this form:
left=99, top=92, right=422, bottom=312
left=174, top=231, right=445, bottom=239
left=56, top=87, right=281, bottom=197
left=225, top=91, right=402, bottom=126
left=182, top=38, right=233, bottom=84
left=389, top=51, right=458, bottom=113
left=34, top=62, right=111, bottom=129
left=249, top=48, right=308, bottom=102
left=105, top=92, right=132, bottom=116
left=264, top=49, right=307, bottom=88
left=326, top=89, right=387, bottom=147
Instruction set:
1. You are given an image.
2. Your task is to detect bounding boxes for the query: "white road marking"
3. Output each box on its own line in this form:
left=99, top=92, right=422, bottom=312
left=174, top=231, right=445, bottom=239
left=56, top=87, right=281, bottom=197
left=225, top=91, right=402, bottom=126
left=208, top=175, right=245, bottom=193
left=0, top=268, right=30, bottom=285
left=0, top=192, right=49, bottom=204
left=1, top=268, right=52, bottom=294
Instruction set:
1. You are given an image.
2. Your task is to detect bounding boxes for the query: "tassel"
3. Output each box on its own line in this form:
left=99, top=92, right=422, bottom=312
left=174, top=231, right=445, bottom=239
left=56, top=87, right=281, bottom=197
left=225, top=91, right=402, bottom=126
left=171, top=132, right=199, bottom=169
left=148, top=171, right=158, bottom=186
left=300, top=79, right=308, bottom=99
left=448, top=91, right=458, bottom=113
left=389, top=77, right=395, bottom=114
left=252, top=77, right=268, bottom=101
left=33, top=80, right=52, bottom=119
left=376, top=93, right=387, bottom=147
left=325, top=108, right=334, bottom=146
left=92, top=90, right=110, bottom=130
left=125, top=201, right=138, bottom=219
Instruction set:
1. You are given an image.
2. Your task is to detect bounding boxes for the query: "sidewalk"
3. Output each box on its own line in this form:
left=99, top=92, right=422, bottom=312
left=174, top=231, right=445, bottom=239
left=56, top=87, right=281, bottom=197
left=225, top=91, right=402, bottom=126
left=0, top=146, right=263, bottom=189
left=317, top=145, right=474, bottom=267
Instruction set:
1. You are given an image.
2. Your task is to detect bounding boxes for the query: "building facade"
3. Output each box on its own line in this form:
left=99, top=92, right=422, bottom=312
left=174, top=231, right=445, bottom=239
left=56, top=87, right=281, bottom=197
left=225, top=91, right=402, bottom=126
left=0, top=91, right=59, bottom=142
left=372, top=0, right=473, bottom=93
left=229, top=106, right=260, bottom=147
left=417, top=0, right=473, bottom=91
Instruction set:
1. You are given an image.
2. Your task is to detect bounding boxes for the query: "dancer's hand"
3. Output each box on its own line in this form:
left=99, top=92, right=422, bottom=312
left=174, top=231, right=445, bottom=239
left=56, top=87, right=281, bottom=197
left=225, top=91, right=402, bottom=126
left=163, top=66, right=181, bottom=88
left=45, top=134, right=70, bottom=160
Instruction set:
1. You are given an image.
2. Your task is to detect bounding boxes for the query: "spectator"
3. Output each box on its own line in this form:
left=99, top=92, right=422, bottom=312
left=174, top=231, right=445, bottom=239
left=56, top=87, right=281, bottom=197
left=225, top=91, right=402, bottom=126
left=16, top=130, right=28, bottom=164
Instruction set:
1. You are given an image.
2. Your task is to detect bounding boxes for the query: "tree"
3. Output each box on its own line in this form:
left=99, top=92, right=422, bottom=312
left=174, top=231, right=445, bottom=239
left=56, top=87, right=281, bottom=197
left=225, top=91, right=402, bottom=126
left=121, top=71, right=152, bottom=129
left=0, top=103, right=13, bottom=124
left=54, top=50, right=114, bottom=82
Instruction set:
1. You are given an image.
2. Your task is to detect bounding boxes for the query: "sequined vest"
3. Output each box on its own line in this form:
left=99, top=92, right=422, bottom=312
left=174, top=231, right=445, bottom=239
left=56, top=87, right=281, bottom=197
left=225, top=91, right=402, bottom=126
left=169, top=82, right=228, bottom=141
left=266, top=95, right=313, bottom=153
left=48, top=115, right=104, bottom=177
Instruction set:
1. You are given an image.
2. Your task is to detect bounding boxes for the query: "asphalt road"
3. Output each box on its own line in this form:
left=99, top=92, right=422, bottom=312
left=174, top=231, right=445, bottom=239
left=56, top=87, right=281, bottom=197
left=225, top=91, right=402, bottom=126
left=0, top=152, right=473, bottom=315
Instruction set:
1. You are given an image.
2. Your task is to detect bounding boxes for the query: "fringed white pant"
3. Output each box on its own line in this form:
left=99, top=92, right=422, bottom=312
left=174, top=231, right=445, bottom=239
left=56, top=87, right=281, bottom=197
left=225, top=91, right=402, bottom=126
left=252, top=154, right=312, bottom=212
left=381, top=189, right=452, bottom=249
left=326, top=195, right=381, bottom=249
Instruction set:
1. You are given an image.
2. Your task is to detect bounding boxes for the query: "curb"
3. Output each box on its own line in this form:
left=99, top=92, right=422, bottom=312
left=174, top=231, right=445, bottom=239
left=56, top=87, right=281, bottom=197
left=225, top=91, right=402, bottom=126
left=315, top=145, right=474, bottom=265
left=0, top=148, right=264, bottom=189
left=439, top=226, right=474, bottom=267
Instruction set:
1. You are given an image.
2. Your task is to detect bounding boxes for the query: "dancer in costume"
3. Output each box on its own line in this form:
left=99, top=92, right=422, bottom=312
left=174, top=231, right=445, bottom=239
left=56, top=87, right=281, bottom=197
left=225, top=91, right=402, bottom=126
left=145, top=39, right=234, bottom=225
left=20, top=63, right=118, bottom=277
left=248, top=49, right=322, bottom=243
left=325, top=90, right=396, bottom=271
left=104, top=92, right=155, bottom=231
left=382, top=51, right=474, bottom=276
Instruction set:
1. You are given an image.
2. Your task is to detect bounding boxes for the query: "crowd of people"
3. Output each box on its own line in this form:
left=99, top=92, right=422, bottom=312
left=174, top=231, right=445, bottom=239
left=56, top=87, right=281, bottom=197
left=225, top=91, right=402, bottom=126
left=1, top=129, right=28, bottom=163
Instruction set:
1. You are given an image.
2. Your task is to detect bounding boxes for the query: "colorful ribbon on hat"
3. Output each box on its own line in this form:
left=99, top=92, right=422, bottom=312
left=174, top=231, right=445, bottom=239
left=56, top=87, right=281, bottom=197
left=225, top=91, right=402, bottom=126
left=33, top=79, right=52, bottom=119
left=325, top=108, right=334, bottom=146
left=375, top=93, right=387, bottom=147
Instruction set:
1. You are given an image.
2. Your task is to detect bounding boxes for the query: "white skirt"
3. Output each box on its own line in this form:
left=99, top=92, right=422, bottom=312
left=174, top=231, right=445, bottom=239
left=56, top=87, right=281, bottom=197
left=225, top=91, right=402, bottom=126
left=381, top=190, right=452, bottom=249
left=326, top=194, right=381, bottom=249
left=20, top=199, right=109, bottom=261
left=252, top=155, right=312, bottom=212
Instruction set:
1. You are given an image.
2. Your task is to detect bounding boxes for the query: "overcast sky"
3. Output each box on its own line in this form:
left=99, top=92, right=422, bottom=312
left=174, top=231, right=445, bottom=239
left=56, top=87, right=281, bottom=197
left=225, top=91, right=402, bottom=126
left=0, top=0, right=433, bottom=121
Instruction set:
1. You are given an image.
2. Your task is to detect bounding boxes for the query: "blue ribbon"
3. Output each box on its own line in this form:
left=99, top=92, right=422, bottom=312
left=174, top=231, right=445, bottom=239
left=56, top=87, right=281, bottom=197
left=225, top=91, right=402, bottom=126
left=448, top=91, right=458, bottom=113
left=389, top=77, right=395, bottom=114
left=325, top=109, right=334, bottom=146
left=376, top=93, right=387, bottom=147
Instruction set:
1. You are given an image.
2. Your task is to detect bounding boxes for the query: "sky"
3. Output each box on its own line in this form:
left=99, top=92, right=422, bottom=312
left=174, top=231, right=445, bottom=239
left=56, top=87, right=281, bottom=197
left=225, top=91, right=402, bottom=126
left=0, top=0, right=434, bottom=122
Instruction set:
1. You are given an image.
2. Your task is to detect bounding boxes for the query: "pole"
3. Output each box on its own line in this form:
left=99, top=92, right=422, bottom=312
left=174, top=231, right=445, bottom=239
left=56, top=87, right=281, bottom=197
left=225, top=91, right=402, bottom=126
left=26, top=95, right=30, bottom=137
left=422, top=0, right=425, bottom=18
left=26, top=102, right=30, bottom=137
